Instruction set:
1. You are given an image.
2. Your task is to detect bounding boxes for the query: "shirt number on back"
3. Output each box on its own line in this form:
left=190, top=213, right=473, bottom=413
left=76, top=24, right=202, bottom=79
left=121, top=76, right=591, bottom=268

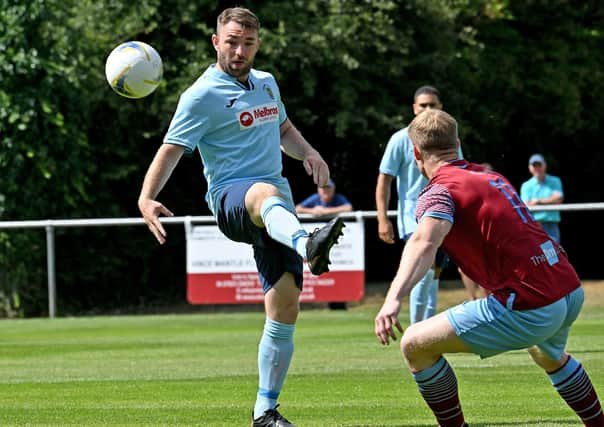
left=488, top=178, right=534, bottom=223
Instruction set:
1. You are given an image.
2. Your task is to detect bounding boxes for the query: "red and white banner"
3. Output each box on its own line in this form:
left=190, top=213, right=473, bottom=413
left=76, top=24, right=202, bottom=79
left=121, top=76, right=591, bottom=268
left=186, top=222, right=365, bottom=304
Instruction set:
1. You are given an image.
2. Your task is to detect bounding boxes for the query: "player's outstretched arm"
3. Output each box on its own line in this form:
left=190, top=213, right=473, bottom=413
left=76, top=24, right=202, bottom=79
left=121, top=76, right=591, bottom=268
left=375, top=217, right=451, bottom=345
left=279, top=118, right=330, bottom=187
left=138, top=143, right=184, bottom=244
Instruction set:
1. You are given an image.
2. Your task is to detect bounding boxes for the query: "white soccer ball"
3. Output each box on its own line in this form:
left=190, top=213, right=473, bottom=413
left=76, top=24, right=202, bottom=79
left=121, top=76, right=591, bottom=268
left=105, top=41, right=163, bottom=99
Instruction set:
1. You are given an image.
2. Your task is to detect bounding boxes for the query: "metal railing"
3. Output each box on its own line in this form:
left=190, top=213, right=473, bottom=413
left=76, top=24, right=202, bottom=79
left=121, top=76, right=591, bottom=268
left=1, top=203, right=604, bottom=318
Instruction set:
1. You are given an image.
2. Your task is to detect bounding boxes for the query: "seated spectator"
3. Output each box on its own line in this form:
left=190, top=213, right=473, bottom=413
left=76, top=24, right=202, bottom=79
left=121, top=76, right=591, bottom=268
left=295, top=179, right=353, bottom=218
left=296, top=179, right=352, bottom=310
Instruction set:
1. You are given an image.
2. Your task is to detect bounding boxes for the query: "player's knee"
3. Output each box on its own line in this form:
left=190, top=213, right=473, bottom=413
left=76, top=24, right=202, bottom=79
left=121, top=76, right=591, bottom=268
left=400, top=324, right=423, bottom=362
left=528, top=346, right=567, bottom=372
left=247, top=184, right=284, bottom=225
left=251, top=182, right=282, bottom=201
left=268, top=302, right=299, bottom=324
left=265, top=283, right=300, bottom=323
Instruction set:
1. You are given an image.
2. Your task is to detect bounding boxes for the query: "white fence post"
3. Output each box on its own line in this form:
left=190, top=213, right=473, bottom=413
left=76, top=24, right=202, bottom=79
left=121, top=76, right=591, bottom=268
left=45, top=223, right=56, bottom=318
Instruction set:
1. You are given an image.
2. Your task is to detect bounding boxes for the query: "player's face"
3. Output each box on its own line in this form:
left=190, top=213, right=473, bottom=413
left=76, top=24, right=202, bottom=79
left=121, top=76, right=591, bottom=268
left=413, top=94, right=442, bottom=116
left=213, top=21, right=260, bottom=81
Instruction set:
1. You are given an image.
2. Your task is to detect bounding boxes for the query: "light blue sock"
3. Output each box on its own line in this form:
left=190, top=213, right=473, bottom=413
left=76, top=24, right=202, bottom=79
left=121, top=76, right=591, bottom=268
left=424, top=277, right=439, bottom=319
left=409, top=269, right=434, bottom=324
left=548, top=356, right=583, bottom=391
left=260, top=196, right=308, bottom=258
left=253, top=318, right=295, bottom=420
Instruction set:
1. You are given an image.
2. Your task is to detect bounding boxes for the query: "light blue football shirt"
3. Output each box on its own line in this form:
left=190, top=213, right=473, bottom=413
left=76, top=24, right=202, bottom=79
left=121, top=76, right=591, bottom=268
left=379, top=126, right=464, bottom=239
left=164, top=65, right=294, bottom=214
left=520, top=174, right=563, bottom=223
left=379, top=127, right=425, bottom=238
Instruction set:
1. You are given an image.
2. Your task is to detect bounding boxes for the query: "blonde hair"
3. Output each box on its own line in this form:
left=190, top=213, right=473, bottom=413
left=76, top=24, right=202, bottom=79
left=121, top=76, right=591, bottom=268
left=217, top=7, right=260, bottom=32
left=408, top=109, right=458, bottom=153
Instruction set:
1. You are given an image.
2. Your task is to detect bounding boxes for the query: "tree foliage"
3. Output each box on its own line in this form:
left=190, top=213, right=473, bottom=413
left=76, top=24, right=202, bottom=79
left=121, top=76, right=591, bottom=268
left=1, top=0, right=603, bottom=315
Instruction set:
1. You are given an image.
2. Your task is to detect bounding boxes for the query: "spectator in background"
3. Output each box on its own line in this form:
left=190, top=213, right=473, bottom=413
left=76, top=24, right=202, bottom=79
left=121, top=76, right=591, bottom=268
left=375, top=85, right=457, bottom=324
left=295, top=179, right=353, bottom=218
left=520, top=154, right=564, bottom=243
left=296, top=179, right=352, bottom=310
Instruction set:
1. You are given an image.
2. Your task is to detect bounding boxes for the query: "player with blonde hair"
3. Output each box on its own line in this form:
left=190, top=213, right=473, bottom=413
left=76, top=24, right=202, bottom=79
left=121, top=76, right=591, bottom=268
left=375, top=109, right=603, bottom=426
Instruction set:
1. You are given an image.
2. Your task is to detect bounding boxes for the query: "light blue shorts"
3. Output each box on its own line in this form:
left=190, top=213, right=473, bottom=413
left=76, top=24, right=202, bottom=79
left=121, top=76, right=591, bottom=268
left=446, top=287, right=584, bottom=360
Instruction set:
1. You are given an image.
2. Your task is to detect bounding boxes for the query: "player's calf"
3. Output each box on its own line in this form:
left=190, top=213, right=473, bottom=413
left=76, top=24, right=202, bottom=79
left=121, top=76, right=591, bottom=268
left=547, top=355, right=604, bottom=426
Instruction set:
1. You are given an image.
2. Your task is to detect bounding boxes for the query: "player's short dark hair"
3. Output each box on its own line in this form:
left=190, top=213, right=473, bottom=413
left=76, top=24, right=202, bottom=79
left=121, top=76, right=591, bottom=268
left=414, top=85, right=441, bottom=102
left=217, top=7, right=260, bottom=32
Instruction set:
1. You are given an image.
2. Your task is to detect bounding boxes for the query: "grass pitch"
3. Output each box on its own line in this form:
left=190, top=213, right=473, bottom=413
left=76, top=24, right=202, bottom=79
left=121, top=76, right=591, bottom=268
left=0, top=283, right=603, bottom=426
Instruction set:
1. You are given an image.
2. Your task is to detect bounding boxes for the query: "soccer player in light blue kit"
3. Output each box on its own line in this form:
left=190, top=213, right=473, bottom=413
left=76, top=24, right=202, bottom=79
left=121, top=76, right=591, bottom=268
left=520, top=153, right=564, bottom=243
left=376, top=86, right=458, bottom=324
left=137, top=8, right=343, bottom=427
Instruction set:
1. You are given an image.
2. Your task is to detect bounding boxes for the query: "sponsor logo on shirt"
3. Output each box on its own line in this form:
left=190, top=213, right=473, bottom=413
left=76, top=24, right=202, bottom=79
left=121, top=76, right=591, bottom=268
left=238, top=102, right=279, bottom=130
left=530, top=240, right=560, bottom=266
left=239, top=111, right=253, bottom=127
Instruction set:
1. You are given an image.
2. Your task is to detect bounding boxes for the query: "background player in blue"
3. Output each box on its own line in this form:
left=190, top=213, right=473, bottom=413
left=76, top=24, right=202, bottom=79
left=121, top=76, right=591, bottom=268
left=374, top=109, right=603, bottom=427
left=375, top=85, right=454, bottom=324
left=137, top=7, right=343, bottom=427
left=520, top=153, right=564, bottom=243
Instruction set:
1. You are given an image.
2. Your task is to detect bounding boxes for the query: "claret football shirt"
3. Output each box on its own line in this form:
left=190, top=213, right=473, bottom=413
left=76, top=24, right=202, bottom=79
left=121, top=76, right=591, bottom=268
left=416, top=160, right=580, bottom=310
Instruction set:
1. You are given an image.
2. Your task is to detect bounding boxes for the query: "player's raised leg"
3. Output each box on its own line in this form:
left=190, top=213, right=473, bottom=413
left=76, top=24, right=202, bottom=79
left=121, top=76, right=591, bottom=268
left=247, top=182, right=344, bottom=275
